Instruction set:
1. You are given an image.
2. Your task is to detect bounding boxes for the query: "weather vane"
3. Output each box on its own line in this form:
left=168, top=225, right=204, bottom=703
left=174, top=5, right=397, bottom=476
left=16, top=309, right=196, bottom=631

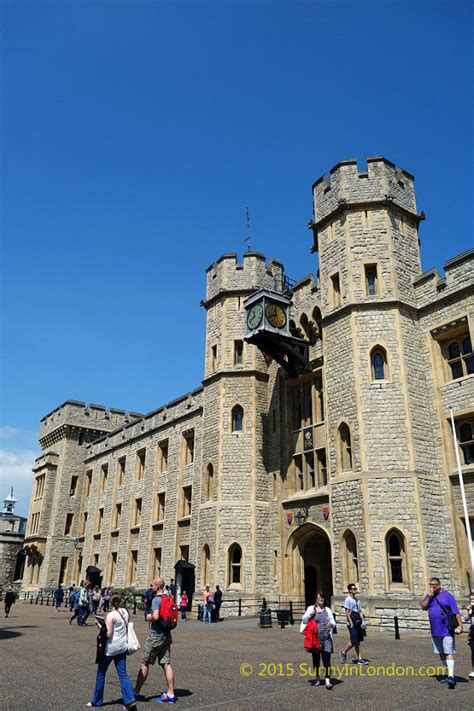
left=244, top=207, right=251, bottom=252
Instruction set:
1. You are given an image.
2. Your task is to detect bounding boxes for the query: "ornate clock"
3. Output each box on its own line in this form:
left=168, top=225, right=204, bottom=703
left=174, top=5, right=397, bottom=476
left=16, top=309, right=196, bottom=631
left=247, top=303, right=263, bottom=330
left=266, top=303, right=286, bottom=329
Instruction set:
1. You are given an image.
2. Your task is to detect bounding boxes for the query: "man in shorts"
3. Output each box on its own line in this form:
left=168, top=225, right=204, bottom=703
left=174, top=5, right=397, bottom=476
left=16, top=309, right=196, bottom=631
left=421, top=577, right=463, bottom=688
left=340, top=583, right=368, bottom=665
left=135, top=576, right=176, bottom=704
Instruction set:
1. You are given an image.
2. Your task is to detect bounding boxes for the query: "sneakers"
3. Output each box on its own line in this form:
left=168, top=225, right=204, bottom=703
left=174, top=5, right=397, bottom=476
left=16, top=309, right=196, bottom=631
left=469, top=671, right=474, bottom=678
left=357, top=659, right=369, bottom=665
left=156, top=694, right=177, bottom=704
left=339, top=651, right=347, bottom=663
left=134, top=693, right=146, bottom=701
left=447, top=676, right=455, bottom=689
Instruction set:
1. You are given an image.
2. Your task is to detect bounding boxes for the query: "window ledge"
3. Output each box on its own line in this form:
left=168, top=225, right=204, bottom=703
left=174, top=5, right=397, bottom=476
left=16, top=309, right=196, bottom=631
left=93, top=532, right=102, bottom=539
left=178, top=516, right=191, bottom=526
left=388, top=585, right=411, bottom=593
left=130, top=525, right=141, bottom=533
left=110, top=529, right=120, bottom=536
left=152, top=520, right=164, bottom=529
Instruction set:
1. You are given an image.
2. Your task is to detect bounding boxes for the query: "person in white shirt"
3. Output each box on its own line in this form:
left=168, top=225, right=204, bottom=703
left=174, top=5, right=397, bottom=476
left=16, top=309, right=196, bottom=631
left=301, top=592, right=336, bottom=689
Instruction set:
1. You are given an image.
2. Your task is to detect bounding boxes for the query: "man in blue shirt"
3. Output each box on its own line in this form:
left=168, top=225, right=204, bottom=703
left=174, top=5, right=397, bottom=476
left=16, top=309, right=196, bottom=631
left=340, top=583, right=368, bottom=665
left=135, top=577, right=176, bottom=704
left=421, top=577, right=462, bottom=688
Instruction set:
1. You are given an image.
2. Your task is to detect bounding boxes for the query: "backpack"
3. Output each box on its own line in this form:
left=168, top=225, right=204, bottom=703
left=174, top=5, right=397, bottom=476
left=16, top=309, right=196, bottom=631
left=158, top=594, right=179, bottom=631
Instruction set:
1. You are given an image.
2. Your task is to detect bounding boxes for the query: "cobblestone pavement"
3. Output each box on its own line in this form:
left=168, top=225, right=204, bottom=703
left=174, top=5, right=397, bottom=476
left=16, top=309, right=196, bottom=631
left=1, top=604, right=473, bottom=710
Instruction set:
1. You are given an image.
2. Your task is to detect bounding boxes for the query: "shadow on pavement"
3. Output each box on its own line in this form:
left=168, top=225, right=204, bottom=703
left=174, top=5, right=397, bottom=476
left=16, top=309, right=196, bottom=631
left=0, top=625, right=39, bottom=640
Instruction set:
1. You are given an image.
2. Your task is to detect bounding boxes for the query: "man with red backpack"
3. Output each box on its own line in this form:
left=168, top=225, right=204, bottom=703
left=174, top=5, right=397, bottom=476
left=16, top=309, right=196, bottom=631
left=135, top=577, right=179, bottom=704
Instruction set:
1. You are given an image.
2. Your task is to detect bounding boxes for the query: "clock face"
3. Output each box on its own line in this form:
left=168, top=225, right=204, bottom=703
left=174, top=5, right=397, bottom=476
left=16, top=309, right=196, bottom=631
left=266, top=303, right=287, bottom=328
left=247, top=303, right=263, bottom=330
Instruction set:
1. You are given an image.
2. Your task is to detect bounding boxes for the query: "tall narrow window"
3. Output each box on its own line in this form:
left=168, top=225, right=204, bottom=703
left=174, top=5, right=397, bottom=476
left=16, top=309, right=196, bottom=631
left=69, top=476, right=78, bottom=497
left=232, top=405, right=244, bottom=432
left=204, top=463, right=214, bottom=501
left=113, top=503, right=122, bottom=530
left=343, top=530, right=359, bottom=584
left=316, top=448, right=327, bottom=486
left=386, top=530, right=406, bottom=584
left=85, top=470, right=92, bottom=497
left=295, top=455, right=304, bottom=490
left=182, top=486, right=192, bottom=517
left=229, top=543, right=242, bottom=586
left=157, top=439, right=169, bottom=473
left=136, top=450, right=146, bottom=480
left=153, top=547, right=162, bottom=578
left=117, top=457, right=126, bottom=486
left=156, top=492, right=166, bottom=522
left=58, top=556, right=68, bottom=586
left=211, top=344, right=218, bottom=371
left=183, top=430, right=195, bottom=465
left=100, top=464, right=108, bottom=493
left=128, top=550, right=138, bottom=586
left=331, top=273, right=341, bottom=307
left=365, top=264, right=378, bottom=296
left=133, top=498, right=142, bottom=527
left=371, top=348, right=387, bottom=381
left=96, top=507, right=104, bottom=533
left=109, top=551, right=117, bottom=584
left=64, top=513, right=74, bottom=536
left=93, top=553, right=99, bottom=566
left=80, top=511, right=88, bottom=536
left=234, top=340, right=244, bottom=366
left=180, top=545, right=189, bottom=562
left=202, top=544, right=211, bottom=585
left=338, top=423, right=353, bottom=472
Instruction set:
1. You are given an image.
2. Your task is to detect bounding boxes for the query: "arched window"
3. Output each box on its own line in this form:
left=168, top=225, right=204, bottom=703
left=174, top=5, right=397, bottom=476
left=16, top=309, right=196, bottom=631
left=312, top=307, right=323, bottom=341
left=232, top=405, right=244, bottom=432
left=338, top=422, right=352, bottom=472
left=202, top=544, right=211, bottom=586
left=386, top=530, right=406, bottom=585
left=228, top=543, right=242, bottom=586
left=342, top=530, right=359, bottom=584
left=204, top=463, right=214, bottom=501
left=371, top=347, right=387, bottom=381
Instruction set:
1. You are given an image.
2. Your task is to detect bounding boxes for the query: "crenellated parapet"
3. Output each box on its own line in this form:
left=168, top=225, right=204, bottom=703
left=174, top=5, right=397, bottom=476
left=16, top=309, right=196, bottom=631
left=39, top=400, right=143, bottom=449
left=205, top=252, right=285, bottom=304
left=311, top=157, right=419, bottom=229
left=413, top=248, right=474, bottom=309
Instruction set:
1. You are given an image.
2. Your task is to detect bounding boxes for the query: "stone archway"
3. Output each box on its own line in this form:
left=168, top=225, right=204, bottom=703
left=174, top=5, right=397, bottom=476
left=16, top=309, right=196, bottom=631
left=285, top=523, right=333, bottom=604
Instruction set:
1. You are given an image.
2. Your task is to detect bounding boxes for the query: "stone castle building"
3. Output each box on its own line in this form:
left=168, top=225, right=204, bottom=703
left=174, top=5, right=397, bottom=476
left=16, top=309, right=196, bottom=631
left=22, top=157, right=473, bottom=623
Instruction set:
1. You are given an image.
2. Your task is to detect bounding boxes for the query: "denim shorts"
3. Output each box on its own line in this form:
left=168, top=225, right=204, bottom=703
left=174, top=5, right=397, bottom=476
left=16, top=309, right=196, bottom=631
left=432, top=635, right=455, bottom=654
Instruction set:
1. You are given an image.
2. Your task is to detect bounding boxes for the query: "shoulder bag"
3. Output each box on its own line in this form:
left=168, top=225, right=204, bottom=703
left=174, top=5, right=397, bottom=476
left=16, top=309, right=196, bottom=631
left=118, top=608, right=141, bottom=655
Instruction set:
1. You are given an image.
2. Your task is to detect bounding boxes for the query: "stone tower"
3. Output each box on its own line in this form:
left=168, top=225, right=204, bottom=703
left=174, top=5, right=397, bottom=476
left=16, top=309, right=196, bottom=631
left=310, top=157, right=459, bottom=601
left=199, top=252, right=285, bottom=603
left=23, top=401, right=140, bottom=589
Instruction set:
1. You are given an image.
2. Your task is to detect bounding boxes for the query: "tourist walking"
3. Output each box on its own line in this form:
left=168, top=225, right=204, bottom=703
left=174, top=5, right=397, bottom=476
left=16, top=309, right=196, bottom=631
left=302, top=592, right=336, bottom=689
left=340, top=583, right=368, bottom=665
left=169, top=578, right=176, bottom=600
left=179, top=591, right=188, bottom=621
left=466, top=591, right=474, bottom=679
left=421, top=576, right=463, bottom=688
left=69, top=587, right=81, bottom=624
left=202, top=585, right=213, bottom=624
left=54, top=585, right=65, bottom=611
left=135, top=576, right=177, bottom=704
left=78, top=582, right=91, bottom=626
left=4, top=585, right=16, bottom=617
left=102, top=587, right=112, bottom=613
left=213, top=585, right=222, bottom=622
left=92, top=586, right=101, bottom=614
left=87, top=593, right=137, bottom=709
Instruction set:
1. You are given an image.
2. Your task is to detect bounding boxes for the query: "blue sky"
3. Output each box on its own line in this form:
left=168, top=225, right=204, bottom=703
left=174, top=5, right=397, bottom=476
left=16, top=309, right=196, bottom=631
left=1, top=0, right=473, bottom=515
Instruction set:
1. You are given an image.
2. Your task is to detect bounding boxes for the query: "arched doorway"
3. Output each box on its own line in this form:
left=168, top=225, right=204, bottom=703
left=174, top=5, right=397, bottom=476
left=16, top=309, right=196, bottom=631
left=286, top=523, right=333, bottom=604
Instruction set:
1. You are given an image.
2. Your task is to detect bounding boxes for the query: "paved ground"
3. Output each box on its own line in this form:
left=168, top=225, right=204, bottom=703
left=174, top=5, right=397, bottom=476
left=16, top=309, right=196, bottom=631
left=1, top=603, right=473, bottom=710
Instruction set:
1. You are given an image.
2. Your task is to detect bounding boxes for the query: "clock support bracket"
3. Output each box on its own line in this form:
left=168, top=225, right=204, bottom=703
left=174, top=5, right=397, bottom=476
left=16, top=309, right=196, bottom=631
left=245, top=331, right=310, bottom=379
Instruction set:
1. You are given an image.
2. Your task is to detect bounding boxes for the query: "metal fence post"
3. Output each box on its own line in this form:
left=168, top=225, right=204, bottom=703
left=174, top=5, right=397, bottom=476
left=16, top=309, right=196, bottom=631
left=289, top=600, right=294, bottom=625
left=238, top=599, right=242, bottom=617
left=133, top=595, right=137, bottom=615
left=394, top=616, right=400, bottom=640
